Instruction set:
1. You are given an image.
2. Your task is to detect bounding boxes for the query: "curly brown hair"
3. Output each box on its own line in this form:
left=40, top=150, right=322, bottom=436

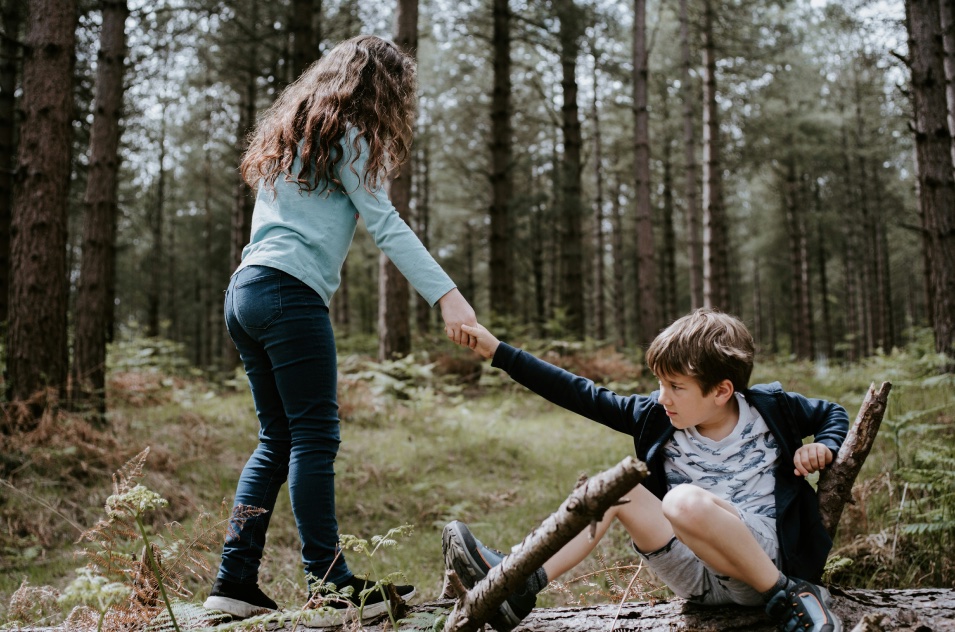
left=240, top=34, right=417, bottom=194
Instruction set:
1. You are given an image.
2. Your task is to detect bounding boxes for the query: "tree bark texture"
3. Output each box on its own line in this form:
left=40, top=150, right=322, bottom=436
left=680, top=0, right=703, bottom=311
left=377, top=0, right=417, bottom=361
left=146, top=109, right=166, bottom=339
left=72, top=0, right=128, bottom=417
left=660, top=136, right=677, bottom=325
left=0, top=0, right=23, bottom=325
left=700, top=0, right=730, bottom=312
left=415, top=140, right=431, bottom=334
left=6, top=0, right=76, bottom=406
left=590, top=54, right=606, bottom=341
left=783, top=156, right=812, bottom=360
left=939, top=0, right=955, bottom=167
left=290, top=0, right=319, bottom=81
left=818, top=381, right=892, bottom=538
left=488, top=0, right=514, bottom=320
left=443, top=456, right=649, bottom=632
left=632, top=0, right=659, bottom=345
left=906, top=0, right=955, bottom=357
left=610, top=179, right=627, bottom=349
left=556, top=0, right=585, bottom=339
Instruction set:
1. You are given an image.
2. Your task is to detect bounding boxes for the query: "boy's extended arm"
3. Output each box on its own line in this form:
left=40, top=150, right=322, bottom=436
left=490, top=341, right=655, bottom=436
left=786, top=390, right=849, bottom=456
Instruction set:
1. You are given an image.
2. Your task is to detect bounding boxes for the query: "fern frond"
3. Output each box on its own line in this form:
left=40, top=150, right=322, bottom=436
left=113, top=448, right=151, bottom=496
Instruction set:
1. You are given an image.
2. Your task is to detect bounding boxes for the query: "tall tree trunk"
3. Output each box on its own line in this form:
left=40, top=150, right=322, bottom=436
left=290, top=0, right=320, bottom=81
left=753, top=259, right=763, bottom=350
left=202, top=142, right=214, bottom=368
left=0, top=0, right=24, bottom=325
left=377, top=0, right=417, bottom=361
left=907, top=0, right=955, bottom=358
left=813, top=184, right=834, bottom=360
left=146, top=108, right=166, bottom=338
left=632, top=0, right=658, bottom=344
left=488, top=0, right=513, bottom=320
left=939, top=0, right=955, bottom=167
left=660, top=137, right=677, bottom=325
left=679, top=0, right=702, bottom=310
left=415, top=138, right=431, bottom=334
left=530, top=179, right=546, bottom=334
left=557, top=0, right=585, bottom=338
left=225, top=3, right=259, bottom=370
left=700, top=0, right=730, bottom=311
left=6, top=0, right=76, bottom=409
left=591, top=53, right=606, bottom=341
left=839, top=117, right=862, bottom=361
left=783, top=158, right=811, bottom=360
left=609, top=177, right=628, bottom=349
left=72, top=0, right=128, bottom=417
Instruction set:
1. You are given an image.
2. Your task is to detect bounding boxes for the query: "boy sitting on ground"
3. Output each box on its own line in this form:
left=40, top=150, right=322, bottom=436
left=444, top=309, right=847, bottom=632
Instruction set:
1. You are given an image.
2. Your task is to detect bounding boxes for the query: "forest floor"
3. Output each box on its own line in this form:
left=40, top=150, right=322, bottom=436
left=1, top=333, right=953, bottom=630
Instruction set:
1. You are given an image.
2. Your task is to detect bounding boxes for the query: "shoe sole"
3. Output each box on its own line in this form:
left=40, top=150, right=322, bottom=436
left=203, top=595, right=276, bottom=619
left=442, top=522, right=522, bottom=631
left=813, top=586, right=842, bottom=632
left=301, top=587, right=416, bottom=628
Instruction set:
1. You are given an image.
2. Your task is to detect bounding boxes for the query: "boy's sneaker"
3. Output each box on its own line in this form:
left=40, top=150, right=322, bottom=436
left=302, top=575, right=416, bottom=628
left=442, top=520, right=536, bottom=632
left=203, top=577, right=277, bottom=618
left=765, top=579, right=842, bottom=632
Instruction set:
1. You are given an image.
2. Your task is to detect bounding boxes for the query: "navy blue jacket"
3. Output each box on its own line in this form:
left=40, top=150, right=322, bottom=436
left=492, top=343, right=849, bottom=583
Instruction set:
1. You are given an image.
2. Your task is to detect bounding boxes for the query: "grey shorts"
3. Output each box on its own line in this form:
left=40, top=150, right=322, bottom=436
left=633, top=511, right=781, bottom=606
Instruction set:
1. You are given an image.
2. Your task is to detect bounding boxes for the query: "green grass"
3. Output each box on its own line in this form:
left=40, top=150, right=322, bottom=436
left=1, top=336, right=953, bottom=626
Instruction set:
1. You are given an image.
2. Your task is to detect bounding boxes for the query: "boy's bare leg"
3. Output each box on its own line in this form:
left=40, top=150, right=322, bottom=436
left=662, top=484, right=779, bottom=592
left=543, top=484, right=673, bottom=580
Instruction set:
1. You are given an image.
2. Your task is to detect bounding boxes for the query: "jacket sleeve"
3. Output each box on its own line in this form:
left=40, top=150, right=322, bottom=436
left=784, top=390, right=849, bottom=455
left=336, top=131, right=455, bottom=306
left=491, top=342, right=655, bottom=437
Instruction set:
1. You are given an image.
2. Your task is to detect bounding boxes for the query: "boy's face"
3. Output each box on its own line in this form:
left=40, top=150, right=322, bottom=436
left=655, top=372, right=736, bottom=433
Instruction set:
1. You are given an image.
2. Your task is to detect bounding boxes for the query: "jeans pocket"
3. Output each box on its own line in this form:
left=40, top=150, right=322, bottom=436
left=233, top=267, right=283, bottom=330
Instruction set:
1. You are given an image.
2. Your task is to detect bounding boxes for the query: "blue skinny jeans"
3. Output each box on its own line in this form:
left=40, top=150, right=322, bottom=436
left=218, top=264, right=352, bottom=587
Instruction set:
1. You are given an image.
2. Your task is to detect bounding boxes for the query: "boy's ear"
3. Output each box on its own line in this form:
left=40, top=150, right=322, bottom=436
left=714, top=379, right=735, bottom=405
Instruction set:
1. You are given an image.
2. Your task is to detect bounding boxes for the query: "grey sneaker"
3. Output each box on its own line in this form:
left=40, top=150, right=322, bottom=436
left=442, top=520, right=536, bottom=632
left=203, top=578, right=277, bottom=618
left=765, top=579, right=842, bottom=632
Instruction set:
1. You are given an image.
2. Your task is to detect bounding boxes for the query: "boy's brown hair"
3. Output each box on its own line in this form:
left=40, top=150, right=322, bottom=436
left=646, top=308, right=755, bottom=394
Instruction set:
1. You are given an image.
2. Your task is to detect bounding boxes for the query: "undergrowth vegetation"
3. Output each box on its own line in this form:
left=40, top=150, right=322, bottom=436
left=1, top=333, right=953, bottom=629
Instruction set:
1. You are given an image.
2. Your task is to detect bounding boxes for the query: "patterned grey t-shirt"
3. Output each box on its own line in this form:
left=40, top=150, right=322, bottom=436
left=662, top=392, right=780, bottom=520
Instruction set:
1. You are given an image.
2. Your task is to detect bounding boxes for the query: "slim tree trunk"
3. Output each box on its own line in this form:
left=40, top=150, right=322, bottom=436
left=415, top=138, right=431, bottom=334
left=783, top=158, right=811, bottom=360
left=591, top=53, right=606, bottom=341
left=753, top=259, right=763, bottom=350
left=609, top=177, right=627, bottom=349
left=0, top=0, right=24, bottom=325
left=225, top=4, right=259, bottom=370
left=488, top=0, right=513, bottom=320
left=679, top=0, right=702, bottom=311
left=700, top=0, right=730, bottom=311
left=661, top=138, right=677, bottom=325
left=377, top=0, right=417, bottom=361
left=814, top=184, right=834, bottom=360
left=6, top=0, right=77, bottom=409
left=290, top=0, right=319, bottom=81
left=633, top=0, right=658, bottom=344
left=939, top=0, right=955, bottom=167
left=907, top=0, right=955, bottom=358
left=72, top=0, right=128, bottom=417
left=557, top=0, right=585, bottom=338
left=146, top=108, right=166, bottom=338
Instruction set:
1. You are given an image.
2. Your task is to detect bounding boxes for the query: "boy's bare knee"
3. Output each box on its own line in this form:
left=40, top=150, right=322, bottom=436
left=661, top=484, right=712, bottom=530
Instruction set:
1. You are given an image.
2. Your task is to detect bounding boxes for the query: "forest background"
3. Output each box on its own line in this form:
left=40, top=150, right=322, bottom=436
left=0, top=0, right=954, bottom=629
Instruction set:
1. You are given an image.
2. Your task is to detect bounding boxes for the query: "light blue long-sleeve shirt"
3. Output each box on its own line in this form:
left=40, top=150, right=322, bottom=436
left=236, top=130, right=456, bottom=307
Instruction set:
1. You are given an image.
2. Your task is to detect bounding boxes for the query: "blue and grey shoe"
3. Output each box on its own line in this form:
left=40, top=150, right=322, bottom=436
left=765, top=579, right=842, bottom=632
left=442, top=520, right=538, bottom=632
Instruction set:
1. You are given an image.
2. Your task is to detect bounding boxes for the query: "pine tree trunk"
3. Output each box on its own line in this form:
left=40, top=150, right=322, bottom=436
left=6, top=0, right=76, bottom=410
left=488, top=0, right=513, bottom=320
left=591, top=54, right=606, bottom=341
left=290, top=0, right=318, bottom=81
left=660, top=135, right=677, bottom=325
left=72, top=0, right=128, bottom=417
left=700, top=0, right=729, bottom=311
left=377, top=0, right=417, bottom=361
left=939, top=0, right=955, bottom=166
left=0, top=0, right=23, bottom=326
left=557, top=0, right=584, bottom=339
left=783, top=158, right=811, bottom=360
left=814, top=186, right=834, bottom=359
left=679, top=0, right=703, bottom=311
left=609, top=178, right=627, bottom=349
left=907, top=0, right=955, bottom=358
left=632, top=0, right=658, bottom=344
left=415, top=141, right=431, bottom=334
left=146, top=110, right=166, bottom=338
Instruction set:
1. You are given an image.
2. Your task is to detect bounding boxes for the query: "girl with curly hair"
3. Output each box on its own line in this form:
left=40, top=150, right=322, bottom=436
left=203, top=35, right=477, bottom=626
